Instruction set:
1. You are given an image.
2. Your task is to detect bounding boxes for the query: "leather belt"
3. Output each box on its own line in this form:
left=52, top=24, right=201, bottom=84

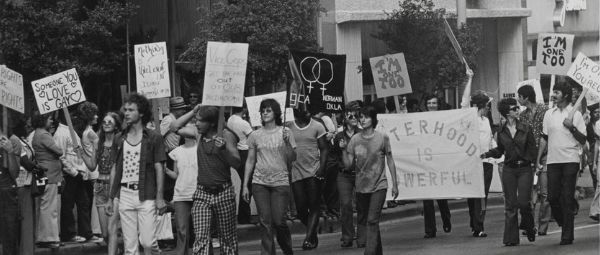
left=505, top=160, right=531, bottom=168
left=197, top=183, right=231, bottom=195
left=120, top=182, right=139, bottom=190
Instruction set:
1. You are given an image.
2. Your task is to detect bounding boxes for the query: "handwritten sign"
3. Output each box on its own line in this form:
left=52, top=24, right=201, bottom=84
left=369, top=53, right=412, bottom=98
left=377, top=108, right=484, bottom=200
left=536, top=33, right=575, bottom=75
left=0, top=65, right=24, bottom=113
left=31, top=69, right=86, bottom=114
left=517, top=79, right=545, bottom=104
left=134, top=42, right=171, bottom=99
left=202, top=42, right=248, bottom=107
left=567, top=53, right=600, bottom=97
left=245, top=92, right=295, bottom=127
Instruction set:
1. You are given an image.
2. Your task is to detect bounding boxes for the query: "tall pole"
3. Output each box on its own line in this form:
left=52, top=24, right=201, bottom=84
left=456, top=0, right=467, bottom=28
left=126, top=23, right=131, bottom=94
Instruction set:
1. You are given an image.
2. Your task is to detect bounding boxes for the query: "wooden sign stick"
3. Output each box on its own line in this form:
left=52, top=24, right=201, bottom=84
left=217, top=106, right=225, bottom=137
left=568, top=87, right=588, bottom=120
left=62, top=107, right=80, bottom=148
left=393, top=96, right=401, bottom=113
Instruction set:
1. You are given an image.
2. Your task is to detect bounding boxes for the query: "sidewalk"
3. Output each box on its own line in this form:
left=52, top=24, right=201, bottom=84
left=35, top=170, right=597, bottom=255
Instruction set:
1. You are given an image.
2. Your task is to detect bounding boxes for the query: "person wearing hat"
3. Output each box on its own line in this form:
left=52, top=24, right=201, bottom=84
left=467, top=92, right=496, bottom=238
left=161, top=97, right=190, bottom=153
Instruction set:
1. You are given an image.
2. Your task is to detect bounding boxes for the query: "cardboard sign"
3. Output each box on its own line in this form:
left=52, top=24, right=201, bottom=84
left=377, top=108, right=484, bottom=200
left=567, top=53, right=600, bottom=96
left=290, top=51, right=346, bottom=113
left=31, top=69, right=86, bottom=114
left=369, top=53, right=412, bottom=98
left=202, top=42, right=248, bottom=107
left=134, top=42, right=171, bottom=99
left=517, top=79, right=545, bottom=104
left=0, top=65, right=25, bottom=113
left=536, top=33, right=575, bottom=75
left=245, top=92, right=295, bottom=127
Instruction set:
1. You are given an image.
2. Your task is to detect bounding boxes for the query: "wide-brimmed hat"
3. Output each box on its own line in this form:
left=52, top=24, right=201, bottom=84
left=169, top=96, right=189, bottom=110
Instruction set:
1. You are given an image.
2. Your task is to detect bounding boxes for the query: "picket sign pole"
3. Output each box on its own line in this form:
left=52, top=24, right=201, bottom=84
left=548, top=75, right=556, bottom=108
left=393, top=96, right=401, bottom=113
left=151, top=98, right=161, bottom=130
left=568, top=88, right=588, bottom=120
left=217, top=106, right=225, bottom=137
left=62, top=107, right=80, bottom=147
left=2, top=106, right=7, bottom=167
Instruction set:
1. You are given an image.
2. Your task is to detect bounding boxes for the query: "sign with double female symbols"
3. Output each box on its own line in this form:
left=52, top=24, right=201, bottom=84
left=370, top=53, right=413, bottom=98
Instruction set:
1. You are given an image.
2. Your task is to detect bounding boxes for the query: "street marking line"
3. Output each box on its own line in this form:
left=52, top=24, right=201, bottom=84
left=546, top=224, right=599, bottom=235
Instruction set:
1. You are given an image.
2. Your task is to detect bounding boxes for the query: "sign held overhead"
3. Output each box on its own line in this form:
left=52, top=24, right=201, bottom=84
left=31, top=68, right=86, bottom=114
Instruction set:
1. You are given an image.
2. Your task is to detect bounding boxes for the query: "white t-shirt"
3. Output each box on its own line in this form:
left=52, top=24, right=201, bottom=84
left=227, top=114, right=253, bottom=151
left=542, top=104, right=586, bottom=164
left=168, top=142, right=198, bottom=201
left=122, top=140, right=141, bottom=183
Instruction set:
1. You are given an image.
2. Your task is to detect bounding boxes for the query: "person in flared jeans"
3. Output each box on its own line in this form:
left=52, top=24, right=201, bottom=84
left=337, top=172, right=355, bottom=245
left=356, top=189, right=386, bottom=255
left=292, top=177, right=321, bottom=247
left=253, top=184, right=293, bottom=255
left=501, top=166, right=534, bottom=245
left=423, top=199, right=451, bottom=237
left=546, top=163, right=579, bottom=243
left=532, top=160, right=551, bottom=235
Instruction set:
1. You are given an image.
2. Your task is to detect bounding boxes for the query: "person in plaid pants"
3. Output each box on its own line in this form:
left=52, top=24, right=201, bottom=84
left=171, top=105, right=241, bottom=255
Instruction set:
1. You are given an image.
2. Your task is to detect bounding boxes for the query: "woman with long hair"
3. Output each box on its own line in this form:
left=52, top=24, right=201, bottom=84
left=242, top=99, right=296, bottom=255
left=342, top=105, right=399, bottom=255
left=95, top=112, right=122, bottom=255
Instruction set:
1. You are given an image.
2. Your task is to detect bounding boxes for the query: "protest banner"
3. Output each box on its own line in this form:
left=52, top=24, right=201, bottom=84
left=134, top=42, right=171, bottom=99
left=377, top=108, right=485, bottom=200
left=536, top=33, right=575, bottom=75
left=245, top=92, right=294, bottom=127
left=517, top=79, right=545, bottom=104
left=369, top=53, right=412, bottom=111
left=290, top=51, right=346, bottom=114
left=202, top=41, right=248, bottom=107
left=0, top=65, right=24, bottom=113
left=31, top=68, right=87, bottom=114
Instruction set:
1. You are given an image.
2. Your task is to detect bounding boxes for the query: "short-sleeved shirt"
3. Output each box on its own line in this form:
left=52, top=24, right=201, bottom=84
left=290, top=119, right=326, bottom=182
left=520, top=103, right=548, bottom=149
left=247, top=126, right=297, bottom=187
left=169, top=142, right=198, bottom=201
left=160, top=113, right=181, bottom=152
left=542, top=104, right=586, bottom=164
left=227, top=114, right=253, bottom=151
left=347, top=131, right=389, bottom=193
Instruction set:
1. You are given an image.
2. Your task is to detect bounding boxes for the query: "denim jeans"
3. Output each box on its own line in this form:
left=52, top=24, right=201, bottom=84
left=501, top=166, right=534, bottom=244
left=547, top=163, right=579, bottom=242
left=292, top=177, right=321, bottom=243
left=253, top=184, right=293, bottom=255
left=356, top=189, right=386, bottom=255
left=468, top=162, right=493, bottom=232
left=60, top=174, right=93, bottom=240
left=533, top=161, right=551, bottom=234
left=337, top=173, right=355, bottom=243
left=323, top=165, right=340, bottom=214
left=0, top=187, right=19, bottom=255
left=423, top=199, right=451, bottom=234
left=174, top=201, right=193, bottom=255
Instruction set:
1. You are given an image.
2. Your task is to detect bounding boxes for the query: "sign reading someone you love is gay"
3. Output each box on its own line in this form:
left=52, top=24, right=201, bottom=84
left=134, top=42, right=171, bottom=99
left=31, top=68, right=86, bottom=114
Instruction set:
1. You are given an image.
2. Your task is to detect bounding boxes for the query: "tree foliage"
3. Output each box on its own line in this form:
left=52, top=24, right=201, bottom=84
left=376, top=0, right=482, bottom=91
left=179, top=0, right=321, bottom=94
left=0, top=0, right=137, bottom=80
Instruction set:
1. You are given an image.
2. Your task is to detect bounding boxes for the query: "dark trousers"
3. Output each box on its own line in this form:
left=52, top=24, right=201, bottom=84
left=19, top=186, right=36, bottom=255
left=60, top=174, right=92, bottom=240
left=337, top=173, right=355, bottom=243
left=323, top=165, right=340, bottom=214
left=235, top=150, right=252, bottom=224
left=423, top=199, right=451, bottom=234
left=292, top=177, right=321, bottom=242
left=501, top=166, right=534, bottom=244
left=0, top=187, right=19, bottom=255
left=468, top=162, right=493, bottom=232
left=356, top=190, right=386, bottom=255
left=174, top=201, right=193, bottom=255
left=253, top=184, right=293, bottom=255
left=547, top=163, right=579, bottom=242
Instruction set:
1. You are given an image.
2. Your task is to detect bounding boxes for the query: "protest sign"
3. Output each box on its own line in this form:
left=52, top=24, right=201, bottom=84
left=0, top=65, right=24, bottom=113
left=536, top=33, right=575, bottom=75
left=290, top=51, right=346, bottom=113
left=245, top=92, right=295, bottom=127
left=202, top=42, right=248, bottom=107
left=567, top=53, right=600, bottom=96
left=134, top=42, right=171, bottom=99
left=377, top=108, right=484, bottom=200
left=517, top=79, right=544, bottom=104
left=369, top=53, right=412, bottom=98
left=31, top=69, right=87, bottom=114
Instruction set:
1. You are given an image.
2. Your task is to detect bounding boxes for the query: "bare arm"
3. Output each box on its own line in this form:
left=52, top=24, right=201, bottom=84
left=221, top=131, right=241, bottom=169
left=170, top=104, right=201, bottom=133
left=164, top=163, right=178, bottom=180
left=243, top=147, right=257, bottom=188
left=536, top=137, right=548, bottom=169
left=316, top=135, right=329, bottom=177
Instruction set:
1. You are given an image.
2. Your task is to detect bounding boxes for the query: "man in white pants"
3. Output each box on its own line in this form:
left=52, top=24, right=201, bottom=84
left=108, top=93, right=167, bottom=254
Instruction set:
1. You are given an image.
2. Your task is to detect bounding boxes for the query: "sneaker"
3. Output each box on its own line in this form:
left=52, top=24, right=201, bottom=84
left=87, top=236, right=103, bottom=243
left=212, top=238, right=220, bottom=248
left=66, top=236, right=86, bottom=243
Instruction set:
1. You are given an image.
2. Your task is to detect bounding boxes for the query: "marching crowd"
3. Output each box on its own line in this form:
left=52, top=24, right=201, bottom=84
left=0, top=77, right=599, bottom=255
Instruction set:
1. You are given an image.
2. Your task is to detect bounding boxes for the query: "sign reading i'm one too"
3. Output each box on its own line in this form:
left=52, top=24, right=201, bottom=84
left=134, top=42, right=171, bottom=99
left=369, top=53, right=412, bottom=98
left=0, top=65, right=25, bottom=113
left=31, top=68, right=86, bottom=114
left=536, top=33, right=575, bottom=75
left=202, top=41, right=249, bottom=107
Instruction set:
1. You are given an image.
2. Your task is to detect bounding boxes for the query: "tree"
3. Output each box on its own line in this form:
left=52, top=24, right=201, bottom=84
left=0, top=0, right=137, bottom=81
left=179, top=0, right=321, bottom=95
left=375, top=0, right=482, bottom=93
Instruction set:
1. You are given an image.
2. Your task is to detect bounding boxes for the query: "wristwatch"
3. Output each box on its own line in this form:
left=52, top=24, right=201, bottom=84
left=570, top=126, right=577, bottom=133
